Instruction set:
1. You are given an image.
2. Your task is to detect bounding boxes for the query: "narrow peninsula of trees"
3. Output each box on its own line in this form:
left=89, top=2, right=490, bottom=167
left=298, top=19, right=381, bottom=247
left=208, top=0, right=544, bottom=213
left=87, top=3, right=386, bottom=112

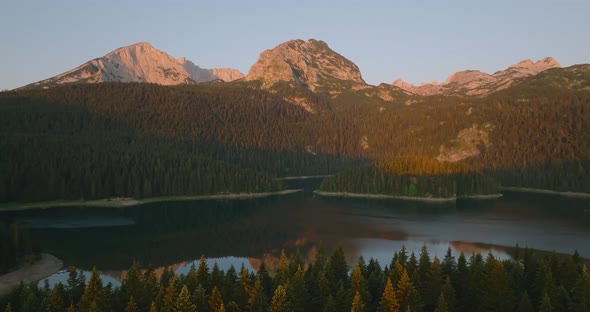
left=320, top=157, right=499, bottom=198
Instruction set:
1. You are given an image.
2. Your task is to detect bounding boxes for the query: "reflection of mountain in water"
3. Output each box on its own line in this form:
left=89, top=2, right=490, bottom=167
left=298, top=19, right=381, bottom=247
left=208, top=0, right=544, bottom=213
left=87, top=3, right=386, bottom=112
left=14, top=187, right=590, bottom=273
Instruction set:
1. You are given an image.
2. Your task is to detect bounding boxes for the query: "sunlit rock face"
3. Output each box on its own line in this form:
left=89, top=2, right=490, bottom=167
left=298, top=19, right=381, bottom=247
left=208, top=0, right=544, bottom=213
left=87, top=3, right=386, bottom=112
left=392, top=57, right=560, bottom=96
left=24, top=42, right=243, bottom=89
left=245, top=39, right=366, bottom=91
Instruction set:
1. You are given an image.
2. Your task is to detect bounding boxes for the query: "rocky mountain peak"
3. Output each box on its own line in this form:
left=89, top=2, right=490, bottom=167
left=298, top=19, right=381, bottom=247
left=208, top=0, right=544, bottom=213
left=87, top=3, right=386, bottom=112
left=245, top=38, right=365, bottom=91
left=23, top=42, right=244, bottom=89
left=392, top=57, right=561, bottom=96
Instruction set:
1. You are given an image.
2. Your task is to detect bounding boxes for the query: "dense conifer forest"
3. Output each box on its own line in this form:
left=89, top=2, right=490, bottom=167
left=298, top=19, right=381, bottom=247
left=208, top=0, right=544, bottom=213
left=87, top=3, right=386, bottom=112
left=1, top=72, right=589, bottom=202
left=1, top=246, right=589, bottom=312
left=319, top=157, right=498, bottom=197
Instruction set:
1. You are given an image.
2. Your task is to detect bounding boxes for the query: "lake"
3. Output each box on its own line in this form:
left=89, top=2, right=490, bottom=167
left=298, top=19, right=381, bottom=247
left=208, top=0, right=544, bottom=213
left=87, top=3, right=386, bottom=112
left=1, top=178, right=589, bottom=286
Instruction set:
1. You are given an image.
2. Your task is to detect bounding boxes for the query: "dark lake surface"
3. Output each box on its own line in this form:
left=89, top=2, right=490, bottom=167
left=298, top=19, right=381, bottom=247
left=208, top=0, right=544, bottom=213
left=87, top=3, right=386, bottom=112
left=1, top=178, right=589, bottom=285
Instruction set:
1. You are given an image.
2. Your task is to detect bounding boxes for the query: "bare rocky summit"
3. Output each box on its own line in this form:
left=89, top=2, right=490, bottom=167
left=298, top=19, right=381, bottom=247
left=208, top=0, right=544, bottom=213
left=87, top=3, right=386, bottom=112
left=24, top=42, right=243, bottom=89
left=245, top=39, right=366, bottom=91
left=393, top=57, right=560, bottom=96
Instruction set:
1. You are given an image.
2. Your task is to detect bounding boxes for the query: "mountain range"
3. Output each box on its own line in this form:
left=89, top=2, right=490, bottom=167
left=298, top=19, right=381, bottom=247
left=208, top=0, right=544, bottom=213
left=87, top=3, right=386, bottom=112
left=20, top=39, right=567, bottom=97
left=24, top=42, right=244, bottom=89
left=2, top=38, right=589, bottom=203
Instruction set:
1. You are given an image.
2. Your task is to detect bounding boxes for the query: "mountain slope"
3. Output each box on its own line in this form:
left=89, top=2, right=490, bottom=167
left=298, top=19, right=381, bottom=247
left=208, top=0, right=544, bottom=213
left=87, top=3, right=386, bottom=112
left=245, top=39, right=366, bottom=92
left=22, top=42, right=243, bottom=89
left=393, top=57, right=560, bottom=96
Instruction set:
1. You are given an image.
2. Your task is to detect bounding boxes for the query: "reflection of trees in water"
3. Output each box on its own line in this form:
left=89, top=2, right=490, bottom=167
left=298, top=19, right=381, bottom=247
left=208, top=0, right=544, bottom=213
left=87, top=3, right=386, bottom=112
left=31, top=197, right=304, bottom=270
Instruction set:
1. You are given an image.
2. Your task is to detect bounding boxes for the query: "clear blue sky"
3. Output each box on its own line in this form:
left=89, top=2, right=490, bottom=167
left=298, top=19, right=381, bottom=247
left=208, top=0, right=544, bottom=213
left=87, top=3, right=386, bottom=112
left=1, top=0, right=589, bottom=90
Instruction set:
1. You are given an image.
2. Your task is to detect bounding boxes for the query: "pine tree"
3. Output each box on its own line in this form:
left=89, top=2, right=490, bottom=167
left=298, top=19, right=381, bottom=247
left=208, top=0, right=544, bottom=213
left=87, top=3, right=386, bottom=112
left=396, top=269, right=418, bottom=312
left=276, top=250, right=290, bottom=286
left=350, top=261, right=371, bottom=307
left=442, top=248, right=456, bottom=278
left=163, top=275, right=179, bottom=312
left=225, top=301, right=240, bottom=312
left=287, top=265, right=309, bottom=312
left=440, top=277, right=456, bottom=312
left=257, top=261, right=273, bottom=299
left=378, top=278, right=399, bottom=312
left=571, top=265, right=590, bottom=312
left=175, top=285, right=197, bottom=312
left=211, top=262, right=224, bottom=291
left=323, top=295, right=337, bottom=312
left=125, top=296, right=139, bottom=312
left=120, top=262, right=146, bottom=311
left=539, top=292, right=553, bottom=312
left=249, top=278, right=268, bottom=312
left=236, top=264, right=252, bottom=309
left=196, top=255, right=210, bottom=291
left=209, top=286, right=224, bottom=312
left=46, top=283, right=66, bottom=312
left=3, top=303, right=12, bottom=312
left=269, top=285, right=288, bottom=312
left=351, top=291, right=366, bottom=312
left=330, top=247, right=349, bottom=285
left=516, top=291, right=534, bottom=312
left=388, top=260, right=404, bottom=289
left=185, top=263, right=199, bottom=292
left=434, top=293, right=448, bottom=312
left=79, top=267, right=105, bottom=312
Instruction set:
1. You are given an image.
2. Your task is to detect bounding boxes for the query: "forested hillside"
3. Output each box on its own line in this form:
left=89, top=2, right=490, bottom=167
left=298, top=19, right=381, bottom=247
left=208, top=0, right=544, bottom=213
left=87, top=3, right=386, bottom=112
left=0, top=91, right=285, bottom=202
left=1, top=247, right=589, bottom=312
left=1, top=64, right=589, bottom=203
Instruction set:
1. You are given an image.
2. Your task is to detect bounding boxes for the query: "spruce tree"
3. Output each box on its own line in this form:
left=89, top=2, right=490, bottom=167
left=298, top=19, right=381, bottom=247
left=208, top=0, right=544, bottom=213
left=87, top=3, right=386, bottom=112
left=163, top=275, right=179, bottom=312
left=175, top=286, right=196, bottom=312
left=269, top=285, right=288, bottom=312
left=46, top=283, right=66, bottom=312
left=378, top=278, right=399, bottom=312
left=516, top=291, right=534, bottom=312
left=196, top=255, right=210, bottom=291
left=125, top=296, right=139, bottom=312
left=79, top=267, right=105, bottom=312
left=351, top=291, right=366, bottom=312
left=571, top=265, right=590, bottom=312
left=287, top=265, right=309, bottom=312
left=539, top=292, right=553, bottom=312
left=434, top=293, right=448, bottom=312
left=276, top=250, right=290, bottom=286
left=209, top=286, right=224, bottom=312
left=211, top=262, right=224, bottom=291
left=396, top=269, right=418, bottom=312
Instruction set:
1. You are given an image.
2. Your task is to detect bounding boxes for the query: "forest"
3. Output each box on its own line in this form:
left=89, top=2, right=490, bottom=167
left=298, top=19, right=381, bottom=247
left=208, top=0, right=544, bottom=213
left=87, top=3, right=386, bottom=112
left=1, top=246, right=589, bottom=312
left=1, top=73, right=589, bottom=202
left=319, top=157, right=498, bottom=198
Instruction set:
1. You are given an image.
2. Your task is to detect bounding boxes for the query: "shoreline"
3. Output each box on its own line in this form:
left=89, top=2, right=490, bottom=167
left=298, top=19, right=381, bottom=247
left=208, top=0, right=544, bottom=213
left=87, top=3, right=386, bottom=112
left=457, top=194, right=503, bottom=200
left=277, top=175, right=333, bottom=180
left=501, top=187, right=590, bottom=198
left=314, top=191, right=456, bottom=202
left=0, top=253, right=63, bottom=297
left=314, top=191, right=503, bottom=202
left=0, top=189, right=303, bottom=212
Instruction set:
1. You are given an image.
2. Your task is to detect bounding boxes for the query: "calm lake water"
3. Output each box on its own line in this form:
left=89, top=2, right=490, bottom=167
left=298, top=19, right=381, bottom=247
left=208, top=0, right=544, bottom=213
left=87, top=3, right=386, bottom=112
left=2, top=178, right=589, bottom=285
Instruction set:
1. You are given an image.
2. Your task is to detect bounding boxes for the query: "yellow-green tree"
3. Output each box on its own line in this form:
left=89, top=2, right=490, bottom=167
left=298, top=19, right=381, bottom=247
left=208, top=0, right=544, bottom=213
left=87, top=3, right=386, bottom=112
left=378, top=278, right=399, bottom=312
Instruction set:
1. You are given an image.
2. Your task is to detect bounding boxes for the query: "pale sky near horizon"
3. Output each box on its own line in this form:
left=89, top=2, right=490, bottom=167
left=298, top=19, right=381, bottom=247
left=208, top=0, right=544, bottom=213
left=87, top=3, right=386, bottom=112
left=1, top=0, right=589, bottom=90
